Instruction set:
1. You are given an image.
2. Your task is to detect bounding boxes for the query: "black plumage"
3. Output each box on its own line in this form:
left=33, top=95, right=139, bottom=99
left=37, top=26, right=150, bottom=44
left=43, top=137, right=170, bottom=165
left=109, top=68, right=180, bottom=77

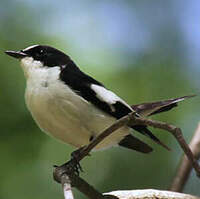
left=118, top=134, right=153, bottom=153
left=13, top=45, right=193, bottom=152
left=59, top=58, right=168, bottom=151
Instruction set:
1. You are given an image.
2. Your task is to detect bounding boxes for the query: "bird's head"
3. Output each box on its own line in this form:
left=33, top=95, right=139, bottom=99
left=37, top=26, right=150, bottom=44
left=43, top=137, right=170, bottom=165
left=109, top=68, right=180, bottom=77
left=5, top=45, right=71, bottom=78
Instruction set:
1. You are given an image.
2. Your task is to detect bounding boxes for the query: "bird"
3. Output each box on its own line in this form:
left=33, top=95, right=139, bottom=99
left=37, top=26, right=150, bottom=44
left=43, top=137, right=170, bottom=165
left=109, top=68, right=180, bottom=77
left=5, top=45, right=194, bottom=155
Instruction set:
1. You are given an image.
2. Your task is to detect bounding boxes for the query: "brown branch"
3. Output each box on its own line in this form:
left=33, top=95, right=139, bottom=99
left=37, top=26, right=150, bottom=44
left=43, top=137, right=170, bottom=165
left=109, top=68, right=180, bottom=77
left=53, top=166, right=114, bottom=199
left=72, top=112, right=132, bottom=162
left=53, top=113, right=200, bottom=199
left=74, top=112, right=200, bottom=177
left=169, top=122, right=200, bottom=192
left=129, top=117, right=200, bottom=177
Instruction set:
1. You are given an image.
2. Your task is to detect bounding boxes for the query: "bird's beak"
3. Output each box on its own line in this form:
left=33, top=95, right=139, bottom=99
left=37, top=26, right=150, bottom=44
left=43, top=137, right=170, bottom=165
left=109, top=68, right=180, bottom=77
left=5, top=50, right=27, bottom=59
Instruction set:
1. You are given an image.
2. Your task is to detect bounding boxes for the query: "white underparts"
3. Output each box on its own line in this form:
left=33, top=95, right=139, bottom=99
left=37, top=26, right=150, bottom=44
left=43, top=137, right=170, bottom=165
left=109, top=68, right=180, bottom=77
left=23, top=64, right=131, bottom=150
left=19, top=57, right=131, bottom=150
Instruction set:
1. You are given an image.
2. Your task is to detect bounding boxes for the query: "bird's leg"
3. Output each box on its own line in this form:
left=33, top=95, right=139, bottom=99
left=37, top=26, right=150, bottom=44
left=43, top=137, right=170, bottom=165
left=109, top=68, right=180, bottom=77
left=53, top=147, right=86, bottom=183
left=70, top=147, right=85, bottom=173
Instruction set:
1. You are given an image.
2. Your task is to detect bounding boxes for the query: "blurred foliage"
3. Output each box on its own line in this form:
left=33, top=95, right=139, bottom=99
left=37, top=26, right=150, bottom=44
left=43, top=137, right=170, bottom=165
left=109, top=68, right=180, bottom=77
left=0, top=1, right=200, bottom=199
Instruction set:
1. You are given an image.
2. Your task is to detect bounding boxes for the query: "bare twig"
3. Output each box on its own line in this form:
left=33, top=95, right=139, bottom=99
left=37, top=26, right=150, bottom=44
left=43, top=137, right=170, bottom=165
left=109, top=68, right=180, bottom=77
left=53, top=113, right=200, bottom=199
left=61, top=174, right=74, bottom=199
left=169, top=122, right=200, bottom=192
left=73, top=112, right=200, bottom=177
left=53, top=166, right=114, bottom=199
left=129, top=117, right=200, bottom=177
left=73, top=112, right=132, bottom=162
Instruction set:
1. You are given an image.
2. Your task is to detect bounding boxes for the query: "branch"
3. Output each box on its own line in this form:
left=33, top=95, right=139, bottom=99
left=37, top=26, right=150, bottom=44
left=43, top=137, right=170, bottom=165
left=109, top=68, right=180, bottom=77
left=72, top=112, right=131, bottom=162
left=73, top=112, right=200, bottom=177
left=60, top=174, right=74, bottom=199
left=128, top=116, right=200, bottom=177
left=169, top=122, right=200, bottom=192
left=105, top=189, right=200, bottom=199
left=53, top=112, right=200, bottom=199
left=54, top=166, right=117, bottom=199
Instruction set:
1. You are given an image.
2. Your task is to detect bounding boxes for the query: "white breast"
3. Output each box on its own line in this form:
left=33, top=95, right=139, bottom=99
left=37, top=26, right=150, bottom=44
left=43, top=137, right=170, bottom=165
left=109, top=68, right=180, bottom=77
left=24, top=65, right=130, bottom=150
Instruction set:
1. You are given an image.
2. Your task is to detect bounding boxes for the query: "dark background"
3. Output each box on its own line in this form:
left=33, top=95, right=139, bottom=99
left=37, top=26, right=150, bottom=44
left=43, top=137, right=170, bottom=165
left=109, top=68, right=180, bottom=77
left=1, top=0, right=200, bottom=198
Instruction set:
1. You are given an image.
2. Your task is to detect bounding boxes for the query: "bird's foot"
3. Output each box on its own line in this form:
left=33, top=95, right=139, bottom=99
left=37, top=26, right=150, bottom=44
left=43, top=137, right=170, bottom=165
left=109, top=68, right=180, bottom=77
left=53, top=159, right=81, bottom=183
left=70, top=147, right=85, bottom=172
left=53, top=147, right=85, bottom=183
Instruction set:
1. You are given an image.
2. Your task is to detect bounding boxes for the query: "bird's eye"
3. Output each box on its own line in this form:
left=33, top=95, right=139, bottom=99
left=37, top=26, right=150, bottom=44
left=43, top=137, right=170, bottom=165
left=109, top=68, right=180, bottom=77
left=38, top=49, right=44, bottom=55
left=35, top=49, right=45, bottom=58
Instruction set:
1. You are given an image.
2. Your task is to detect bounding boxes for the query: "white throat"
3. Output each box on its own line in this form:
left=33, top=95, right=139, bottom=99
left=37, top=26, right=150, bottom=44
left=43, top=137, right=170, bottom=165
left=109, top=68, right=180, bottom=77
left=20, top=57, right=43, bottom=79
left=20, top=57, right=61, bottom=89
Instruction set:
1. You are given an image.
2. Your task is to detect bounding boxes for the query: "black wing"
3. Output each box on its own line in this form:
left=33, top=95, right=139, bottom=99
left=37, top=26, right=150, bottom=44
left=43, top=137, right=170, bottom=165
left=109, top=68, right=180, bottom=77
left=59, top=60, right=131, bottom=119
left=60, top=60, right=169, bottom=150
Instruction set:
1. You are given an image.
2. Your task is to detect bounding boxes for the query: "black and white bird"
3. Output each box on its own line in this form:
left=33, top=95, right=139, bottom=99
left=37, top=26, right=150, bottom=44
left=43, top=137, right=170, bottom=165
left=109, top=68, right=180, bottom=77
left=5, top=45, right=193, bottom=153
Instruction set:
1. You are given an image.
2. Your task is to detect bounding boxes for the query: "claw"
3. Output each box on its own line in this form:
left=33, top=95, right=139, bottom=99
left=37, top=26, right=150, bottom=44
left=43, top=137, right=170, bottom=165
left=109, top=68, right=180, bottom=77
left=70, top=147, right=85, bottom=173
left=53, top=147, right=86, bottom=183
left=64, top=158, right=82, bottom=175
left=54, top=159, right=82, bottom=182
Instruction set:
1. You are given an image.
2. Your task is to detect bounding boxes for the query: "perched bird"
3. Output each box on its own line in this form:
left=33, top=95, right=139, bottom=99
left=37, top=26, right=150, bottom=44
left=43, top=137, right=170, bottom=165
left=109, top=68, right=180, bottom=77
left=5, top=45, right=193, bottom=154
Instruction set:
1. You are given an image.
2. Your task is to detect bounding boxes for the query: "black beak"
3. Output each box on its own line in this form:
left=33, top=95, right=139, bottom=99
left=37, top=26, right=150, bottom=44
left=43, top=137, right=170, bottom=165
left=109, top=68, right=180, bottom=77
left=5, top=50, right=27, bottom=59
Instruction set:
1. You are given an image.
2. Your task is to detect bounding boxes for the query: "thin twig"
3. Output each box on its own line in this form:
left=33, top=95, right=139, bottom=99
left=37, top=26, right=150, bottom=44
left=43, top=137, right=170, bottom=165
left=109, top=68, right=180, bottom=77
left=54, top=166, right=113, bottom=199
left=74, top=112, right=200, bottom=177
left=169, top=122, right=200, bottom=192
left=61, top=174, right=74, bottom=199
left=129, top=117, right=200, bottom=177
left=54, top=113, right=200, bottom=199
left=74, top=112, right=132, bottom=162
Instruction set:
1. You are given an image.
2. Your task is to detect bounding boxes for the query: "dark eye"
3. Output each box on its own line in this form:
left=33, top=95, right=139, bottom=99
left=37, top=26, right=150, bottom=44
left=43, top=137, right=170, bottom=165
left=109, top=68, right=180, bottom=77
left=35, top=49, right=45, bottom=57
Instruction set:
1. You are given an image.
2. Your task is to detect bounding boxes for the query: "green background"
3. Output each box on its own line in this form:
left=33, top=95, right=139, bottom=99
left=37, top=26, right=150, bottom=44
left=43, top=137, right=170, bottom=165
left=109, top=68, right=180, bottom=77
left=1, top=0, right=200, bottom=198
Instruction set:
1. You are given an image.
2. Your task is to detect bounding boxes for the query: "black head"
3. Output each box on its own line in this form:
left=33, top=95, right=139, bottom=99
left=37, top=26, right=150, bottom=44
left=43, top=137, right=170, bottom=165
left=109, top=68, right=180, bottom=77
left=5, top=45, right=72, bottom=67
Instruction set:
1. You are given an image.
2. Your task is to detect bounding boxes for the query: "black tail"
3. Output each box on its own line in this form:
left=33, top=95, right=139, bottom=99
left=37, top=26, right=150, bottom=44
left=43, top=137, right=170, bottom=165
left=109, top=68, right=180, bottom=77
left=128, top=95, right=195, bottom=151
left=119, top=134, right=153, bottom=153
left=131, top=95, right=195, bottom=117
left=133, top=125, right=170, bottom=151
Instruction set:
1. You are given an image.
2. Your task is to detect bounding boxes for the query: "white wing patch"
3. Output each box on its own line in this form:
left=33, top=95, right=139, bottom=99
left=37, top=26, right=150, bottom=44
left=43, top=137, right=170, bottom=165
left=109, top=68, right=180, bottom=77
left=91, top=84, right=133, bottom=112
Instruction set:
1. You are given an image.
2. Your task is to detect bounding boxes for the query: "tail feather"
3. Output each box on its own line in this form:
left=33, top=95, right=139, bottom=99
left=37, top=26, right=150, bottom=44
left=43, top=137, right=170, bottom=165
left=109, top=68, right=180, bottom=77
left=133, top=125, right=171, bottom=151
left=119, top=134, right=153, bottom=153
left=128, top=95, right=195, bottom=151
left=131, top=95, right=195, bottom=117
